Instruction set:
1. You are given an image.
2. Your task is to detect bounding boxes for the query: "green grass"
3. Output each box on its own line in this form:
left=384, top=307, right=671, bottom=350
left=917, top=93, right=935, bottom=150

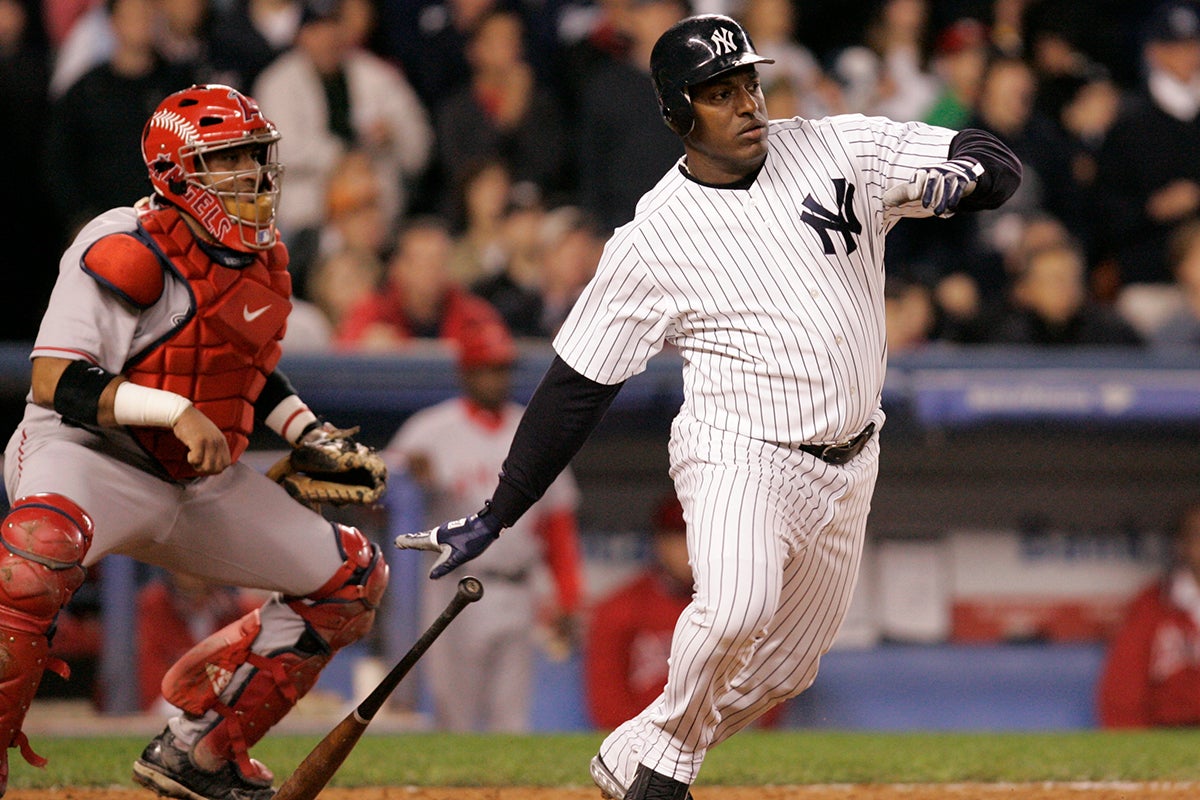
left=11, top=730, right=1200, bottom=789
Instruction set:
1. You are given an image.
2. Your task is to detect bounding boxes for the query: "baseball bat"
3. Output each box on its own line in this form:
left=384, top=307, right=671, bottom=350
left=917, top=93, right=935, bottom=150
left=272, top=575, right=485, bottom=800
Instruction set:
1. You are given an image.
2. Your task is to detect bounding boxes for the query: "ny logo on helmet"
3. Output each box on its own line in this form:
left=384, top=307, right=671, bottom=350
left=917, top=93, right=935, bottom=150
left=711, top=27, right=737, bottom=55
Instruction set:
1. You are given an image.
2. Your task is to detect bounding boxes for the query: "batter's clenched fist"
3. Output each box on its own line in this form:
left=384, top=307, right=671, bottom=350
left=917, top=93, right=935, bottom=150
left=884, top=157, right=985, bottom=216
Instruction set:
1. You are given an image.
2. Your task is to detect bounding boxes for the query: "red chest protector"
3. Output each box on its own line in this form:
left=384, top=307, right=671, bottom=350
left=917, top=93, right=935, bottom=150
left=124, top=206, right=291, bottom=479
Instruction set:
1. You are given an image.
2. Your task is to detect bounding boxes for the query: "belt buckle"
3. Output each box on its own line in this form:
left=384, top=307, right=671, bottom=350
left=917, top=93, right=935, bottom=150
left=819, top=441, right=850, bottom=465
left=818, top=442, right=842, bottom=461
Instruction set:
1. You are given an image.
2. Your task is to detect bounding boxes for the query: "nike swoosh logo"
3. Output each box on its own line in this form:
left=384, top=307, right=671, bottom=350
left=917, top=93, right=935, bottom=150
left=242, top=304, right=271, bottom=322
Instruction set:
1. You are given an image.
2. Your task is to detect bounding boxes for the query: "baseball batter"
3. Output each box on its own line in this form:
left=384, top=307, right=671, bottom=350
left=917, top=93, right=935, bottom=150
left=397, top=14, right=1021, bottom=800
left=387, top=320, right=582, bottom=732
left=0, top=85, right=388, bottom=800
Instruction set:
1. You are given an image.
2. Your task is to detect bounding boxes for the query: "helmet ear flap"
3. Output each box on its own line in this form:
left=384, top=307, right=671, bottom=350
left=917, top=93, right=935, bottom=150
left=661, top=89, right=694, bottom=137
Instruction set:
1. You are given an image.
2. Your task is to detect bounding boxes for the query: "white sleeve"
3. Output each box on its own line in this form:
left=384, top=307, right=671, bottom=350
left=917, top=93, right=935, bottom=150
left=552, top=235, right=674, bottom=385
left=862, top=116, right=960, bottom=223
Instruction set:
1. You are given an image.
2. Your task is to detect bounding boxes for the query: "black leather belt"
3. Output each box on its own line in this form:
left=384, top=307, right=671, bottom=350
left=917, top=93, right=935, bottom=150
left=796, top=422, right=876, bottom=466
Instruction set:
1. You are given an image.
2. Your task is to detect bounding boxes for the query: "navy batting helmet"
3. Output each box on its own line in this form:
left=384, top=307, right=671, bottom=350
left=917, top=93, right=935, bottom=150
left=650, top=14, right=774, bottom=135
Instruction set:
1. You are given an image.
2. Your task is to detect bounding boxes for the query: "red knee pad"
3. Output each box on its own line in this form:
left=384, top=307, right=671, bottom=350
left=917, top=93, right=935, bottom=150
left=290, top=524, right=388, bottom=650
left=0, top=494, right=94, bottom=630
left=0, top=494, right=95, bottom=782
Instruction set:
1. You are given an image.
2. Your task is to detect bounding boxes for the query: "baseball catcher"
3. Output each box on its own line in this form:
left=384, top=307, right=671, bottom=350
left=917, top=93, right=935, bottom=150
left=0, top=84, right=390, bottom=800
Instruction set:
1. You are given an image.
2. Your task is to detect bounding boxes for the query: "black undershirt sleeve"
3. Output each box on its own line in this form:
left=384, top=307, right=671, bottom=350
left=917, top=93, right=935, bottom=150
left=253, top=370, right=299, bottom=421
left=487, top=355, right=624, bottom=527
left=948, top=128, right=1023, bottom=212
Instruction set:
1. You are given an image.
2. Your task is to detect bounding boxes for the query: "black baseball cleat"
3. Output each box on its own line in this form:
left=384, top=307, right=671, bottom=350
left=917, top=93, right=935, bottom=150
left=590, top=754, right=694, bottom=800
left=132, top=729, right=275, bottom=800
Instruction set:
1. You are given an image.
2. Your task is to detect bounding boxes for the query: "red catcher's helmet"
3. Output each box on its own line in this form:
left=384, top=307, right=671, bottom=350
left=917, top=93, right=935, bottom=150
left=141, top=84, right=283, bottom=252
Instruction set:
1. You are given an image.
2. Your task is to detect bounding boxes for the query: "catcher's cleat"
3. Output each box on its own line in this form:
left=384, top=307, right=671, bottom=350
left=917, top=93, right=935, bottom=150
left=590, top=754, right=695, bottom=800
left=133, top=729, right=275, bottom=800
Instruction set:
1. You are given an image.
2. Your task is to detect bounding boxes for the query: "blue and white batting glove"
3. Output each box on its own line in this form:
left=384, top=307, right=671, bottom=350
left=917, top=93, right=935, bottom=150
left=394, top=508, right=502, bottom=579
left=883, top=157, right=985, bottom=217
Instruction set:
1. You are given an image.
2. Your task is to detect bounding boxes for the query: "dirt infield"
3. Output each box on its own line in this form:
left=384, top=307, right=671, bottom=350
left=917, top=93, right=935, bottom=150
left=14, top=784, right=1200, bottom=800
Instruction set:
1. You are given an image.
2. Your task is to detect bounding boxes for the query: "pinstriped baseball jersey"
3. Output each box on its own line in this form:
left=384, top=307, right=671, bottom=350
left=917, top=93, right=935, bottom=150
left=561, top=113, right=975, bottom=791
left=554, top=114, right=958, bottom=446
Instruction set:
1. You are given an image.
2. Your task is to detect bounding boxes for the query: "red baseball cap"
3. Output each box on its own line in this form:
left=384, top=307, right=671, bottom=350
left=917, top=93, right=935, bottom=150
left=457, top=319, right=517, bottom=369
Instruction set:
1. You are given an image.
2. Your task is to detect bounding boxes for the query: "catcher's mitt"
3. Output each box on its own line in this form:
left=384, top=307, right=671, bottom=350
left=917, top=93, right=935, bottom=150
left=267, top=424, right=387, bottom=507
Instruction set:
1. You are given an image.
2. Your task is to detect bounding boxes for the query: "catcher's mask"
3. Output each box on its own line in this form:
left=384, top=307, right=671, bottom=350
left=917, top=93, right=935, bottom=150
left=142, top=84, right=283, bottom=252
left=650, top=14, right=774, bottom=136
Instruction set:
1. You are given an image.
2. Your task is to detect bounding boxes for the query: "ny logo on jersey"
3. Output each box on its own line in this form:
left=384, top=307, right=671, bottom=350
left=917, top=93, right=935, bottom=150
left=711, top=27, right=737, bottom=55
left=800, top=178, right=862, bottom=255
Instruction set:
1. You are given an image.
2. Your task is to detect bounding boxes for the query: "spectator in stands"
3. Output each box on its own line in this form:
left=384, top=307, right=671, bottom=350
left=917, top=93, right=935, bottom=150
left=536, top=205, right=604, bottom=337
left=208, top=0, right=302, bottom=91
left=990, top=241, right=1143, bottom=346
left=43, top=0, right=98, bottom=49
left=1149, top=220, right=1200, bottom=346
left=433, top=9, right=570, bottom=216
left=339, top=0, right=376, bottom=49
left=387, top=317, right=583, bottom=731
left=738, top=0, right=841, bottom=120
left=377, top=0, right=502, bottom=108
left=286, top=148, right=392, bottom=299
left=864, top=0, right=938, bottom=121
left=1095, top=1, right=1200, bottom=291
left=137, top=571, right=259, bottom=713
left=280, top=298, right=335, bottom=352
left=884, top=276, right=936, bottom=353
left=585, top=493, right=692, bottom=729
left=47, top=0, right=112, bottom=99
left=924, top=17, right=990, bottom=130
left=1023, top=1, right=1106, bottom=128
left=1098, top=501, right=1200, bottom=727
left=574, top=0, right=686, bottom=232
left=155, top=0, right=214, bottom=79
left=967, top=54, right=1082, bottom=234
left=469, top=188, right=549, bottom=337
left=1001, top=212, right=1075, bottom=280
left=447, top=158, right=515, bottom=286
left=252, top=0, right=433, bottom=238
left=830, top=0, right=939, bottom=120
left=552, top=0, right=636, bottom=117
left=306, top=247, right=385, bottom=335
left=0, top=0, right=57, bottom=340
left=335, top=216, right=503, bottom=349
left=1052, top=72, right=1122, bottom=259
left=44, top=0, right=195, bottom=237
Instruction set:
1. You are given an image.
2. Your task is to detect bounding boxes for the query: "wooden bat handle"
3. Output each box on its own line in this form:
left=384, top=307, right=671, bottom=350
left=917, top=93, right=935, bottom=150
left=358, top=575, right=483, bottom=720
left=273, top=576, right=484, bottom=800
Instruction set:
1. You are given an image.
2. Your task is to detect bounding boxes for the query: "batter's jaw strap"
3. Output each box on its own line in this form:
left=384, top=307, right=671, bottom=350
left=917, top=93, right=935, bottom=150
left=161, top=524, right=387, bottom=781
left=0, top=494, right=94, bottom=791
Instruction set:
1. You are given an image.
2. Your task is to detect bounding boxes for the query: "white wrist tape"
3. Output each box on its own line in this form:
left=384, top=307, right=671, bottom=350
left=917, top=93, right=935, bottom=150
left=112, top=382, right=193, bottom=427
left=264, top=394, right=319, bottom=445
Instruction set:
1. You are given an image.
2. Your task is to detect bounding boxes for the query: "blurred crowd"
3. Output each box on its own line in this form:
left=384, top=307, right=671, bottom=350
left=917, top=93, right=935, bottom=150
left=4, top=0, right=1200, bottom=352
